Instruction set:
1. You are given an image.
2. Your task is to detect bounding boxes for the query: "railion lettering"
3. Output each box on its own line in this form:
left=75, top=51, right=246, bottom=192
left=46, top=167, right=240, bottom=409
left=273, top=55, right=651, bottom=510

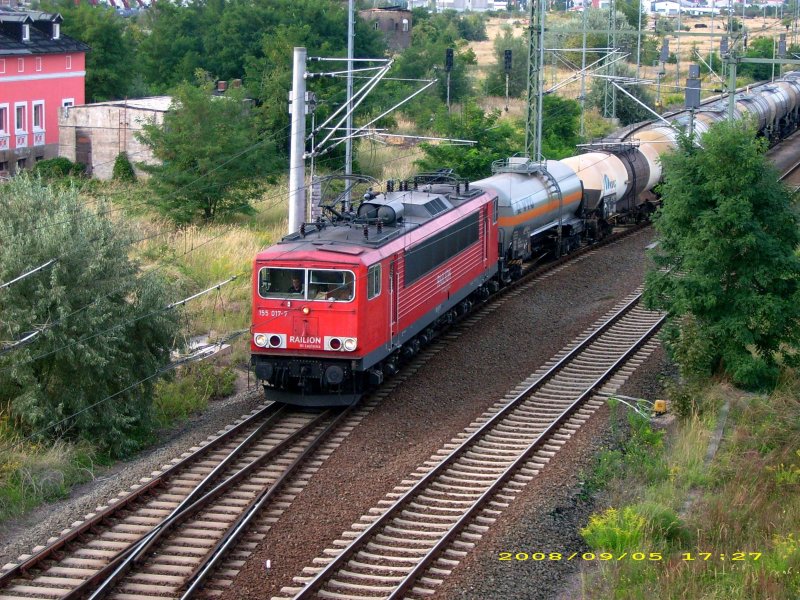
left=290, top=336, right=322, bottom=345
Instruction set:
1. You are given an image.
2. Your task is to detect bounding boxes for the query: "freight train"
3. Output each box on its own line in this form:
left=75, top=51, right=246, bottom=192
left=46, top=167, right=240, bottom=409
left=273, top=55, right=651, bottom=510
left=251, top=71, right=800, bottom=407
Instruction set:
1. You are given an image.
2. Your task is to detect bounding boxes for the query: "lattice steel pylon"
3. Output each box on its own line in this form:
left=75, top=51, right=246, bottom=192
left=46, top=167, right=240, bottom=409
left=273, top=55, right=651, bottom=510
left=603, top=0, right=618, bottom=120
left=525, top=0, right=546, bottom=162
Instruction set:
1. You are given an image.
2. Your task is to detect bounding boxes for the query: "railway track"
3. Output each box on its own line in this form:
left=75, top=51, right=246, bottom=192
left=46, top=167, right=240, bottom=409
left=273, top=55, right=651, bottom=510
left=0, top=225, right=649, bottom=600
left=0, top=406, right=357, bottom=599
left=278, top=290, right=665, bottom=599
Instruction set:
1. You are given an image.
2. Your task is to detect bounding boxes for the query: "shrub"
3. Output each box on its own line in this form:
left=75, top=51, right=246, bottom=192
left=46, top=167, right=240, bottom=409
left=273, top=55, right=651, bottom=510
left=32, top=157, right=85, bottom=179
left=581, top=506, right=646, bottom=553
left=631, top=501, right=689, bottom=545
left=112, top=152, right=136, bottom=182
left=0, top=177, right=180, bottom=457
left=153, top=362, right=236, bottom=426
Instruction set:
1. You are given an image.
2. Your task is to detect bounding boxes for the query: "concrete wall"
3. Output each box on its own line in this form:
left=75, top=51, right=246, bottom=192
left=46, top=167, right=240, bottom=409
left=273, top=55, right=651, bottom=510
left=360, top=9, right=412, bottom=50
left=58, top=99, right=167, bottom=180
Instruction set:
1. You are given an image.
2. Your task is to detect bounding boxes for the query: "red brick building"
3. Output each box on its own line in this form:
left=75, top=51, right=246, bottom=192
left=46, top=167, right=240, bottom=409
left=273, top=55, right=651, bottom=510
left=0, top=7, right=89, bottom=175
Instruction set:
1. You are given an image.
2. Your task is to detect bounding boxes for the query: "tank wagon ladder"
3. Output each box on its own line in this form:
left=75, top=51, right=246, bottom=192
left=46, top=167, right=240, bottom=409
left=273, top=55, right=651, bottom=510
left=537, top=166, right=565, bottom=257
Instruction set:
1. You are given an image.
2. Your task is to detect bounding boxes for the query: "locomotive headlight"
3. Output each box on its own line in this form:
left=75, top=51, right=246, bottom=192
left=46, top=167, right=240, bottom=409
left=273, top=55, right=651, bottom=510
left=343, top=338, right=357, bottom=351
left=254, top=333, right=268, bottom=347
left=302, top=306, right=310, bottom=315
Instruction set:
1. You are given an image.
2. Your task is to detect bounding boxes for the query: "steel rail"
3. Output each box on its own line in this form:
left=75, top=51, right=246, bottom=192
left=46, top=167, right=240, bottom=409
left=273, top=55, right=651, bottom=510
left=387, top=310, right=666, bottom=598
left=0, top=401, right=282, bottom=585
left=76, top=409, right=334, bottom=600
left=293, top=292, right=663, bottom=598
left=180, top=405, right=355, bottom=598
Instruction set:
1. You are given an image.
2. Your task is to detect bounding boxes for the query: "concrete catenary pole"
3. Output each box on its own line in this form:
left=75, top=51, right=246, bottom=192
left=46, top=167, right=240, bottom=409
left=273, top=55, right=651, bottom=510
left=345, top=0, right=354, bottom=210
left=288, top=46, right=307, bottom=235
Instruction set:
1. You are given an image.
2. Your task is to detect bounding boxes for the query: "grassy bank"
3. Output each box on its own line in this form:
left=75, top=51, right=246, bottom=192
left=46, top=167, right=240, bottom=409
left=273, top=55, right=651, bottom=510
left=579, top=377, right=800, bottom=599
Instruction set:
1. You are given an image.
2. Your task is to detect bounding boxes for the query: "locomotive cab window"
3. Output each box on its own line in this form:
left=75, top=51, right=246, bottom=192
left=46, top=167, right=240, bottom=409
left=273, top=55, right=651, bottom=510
left=258, top=267, right=306, bottom=299
left=368, top=264, right=381, bottom=299
left=309, top=269, right=355, bottom=302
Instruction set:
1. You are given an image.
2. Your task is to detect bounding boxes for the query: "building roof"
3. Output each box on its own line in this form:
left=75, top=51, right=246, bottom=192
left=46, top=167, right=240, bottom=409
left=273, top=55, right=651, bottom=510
left=0, top=7, right=90, bottom=57
left=78, top=96, right=174, bottom=112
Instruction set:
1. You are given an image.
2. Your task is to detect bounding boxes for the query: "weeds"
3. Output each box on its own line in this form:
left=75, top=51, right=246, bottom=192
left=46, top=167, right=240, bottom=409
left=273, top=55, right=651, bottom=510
left=153, top=363, right=236, bottom=427
left=580, top=371, right=800, bottom=599
left=0, top=441, right=96, bottom=522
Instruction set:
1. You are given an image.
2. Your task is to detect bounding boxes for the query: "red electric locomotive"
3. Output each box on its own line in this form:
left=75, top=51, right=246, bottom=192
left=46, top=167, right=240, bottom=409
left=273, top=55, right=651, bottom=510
left=251, top=175, right=499, bottom=407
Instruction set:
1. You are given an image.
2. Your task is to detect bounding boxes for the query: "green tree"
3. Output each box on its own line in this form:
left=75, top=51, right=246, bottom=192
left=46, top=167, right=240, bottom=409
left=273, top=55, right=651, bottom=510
left=740, top=36, right=775, bottom=81
left=42, top=1, right=135, bottom=101
left=137, top=79, right=279, bottom=223
left=391, top=14, right=474, bottom=108
left=541, top=95, right=581, bottom=159
left=485, top=24, right=527, bottom=98
left=0, top=177, right=180, bottom=456
left=414, top=102, right=523, bottom=179
left=587, top=64, right=655, bottom=126
left=644, top=121, right=800, bottom=388
left=616, top=0, right=647, bottom=33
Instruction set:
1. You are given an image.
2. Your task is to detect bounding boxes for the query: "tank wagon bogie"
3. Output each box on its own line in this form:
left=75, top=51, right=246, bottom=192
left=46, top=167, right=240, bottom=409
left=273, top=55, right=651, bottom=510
left=252, top=72, right=800, bottom=407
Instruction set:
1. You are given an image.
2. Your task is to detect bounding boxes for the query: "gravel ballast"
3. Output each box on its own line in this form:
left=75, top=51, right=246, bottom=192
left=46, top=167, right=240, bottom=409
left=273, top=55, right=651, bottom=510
left=221, top=229, right=659, bottom=600
left=1, top=229, right=659, bottom=600
left=0, top=382, right=262, bottom=568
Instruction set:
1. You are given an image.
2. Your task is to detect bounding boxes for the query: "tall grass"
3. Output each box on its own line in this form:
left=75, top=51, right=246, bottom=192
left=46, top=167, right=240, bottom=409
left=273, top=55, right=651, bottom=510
left=580, top=376, right=800, bottom=599
left=0, top=432, right=96, bottom=522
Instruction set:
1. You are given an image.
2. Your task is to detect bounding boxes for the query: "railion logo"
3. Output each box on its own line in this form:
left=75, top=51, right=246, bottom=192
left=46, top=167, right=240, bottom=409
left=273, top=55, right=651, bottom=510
left=290, top=336, right=321, bottom=345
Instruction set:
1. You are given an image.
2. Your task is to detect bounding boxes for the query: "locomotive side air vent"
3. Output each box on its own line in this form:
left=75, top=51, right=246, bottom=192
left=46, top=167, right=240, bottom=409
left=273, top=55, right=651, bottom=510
left=424, top=197, right=448, bottom=216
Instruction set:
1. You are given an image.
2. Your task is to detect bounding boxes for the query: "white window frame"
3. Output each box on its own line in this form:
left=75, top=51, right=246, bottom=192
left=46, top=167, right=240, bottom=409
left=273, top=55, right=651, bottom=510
left=0, top=104, right=8, bottom=135
left=65, top=55, right=72, bottom=70
left=402, top=19, right=409, bottom=32
left=53, top=23, right=60, bottom=39
left=22, top=24, right=30, bottom=41
left=17, top=58, right=24, bottom=73
left=14, top=102, right=26, bottom=134
left=32, top=100, right=44, bottom=132
left=367, top=264, right=382, bottom=300
left=35, top=57, right=42, bottom=72
left=62, top=98, right=74, bottom=108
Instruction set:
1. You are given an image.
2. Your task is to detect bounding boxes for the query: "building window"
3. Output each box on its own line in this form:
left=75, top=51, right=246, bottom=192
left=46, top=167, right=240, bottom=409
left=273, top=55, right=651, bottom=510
left=14, top=103, right=26, bottom=134
left=403, top=19, right=409, bottom=32
left=22, top=24, right=30, bottom=41
left=368, top=264, right=382, bottom=299
left=17, top=58, right=24, bottom=73
left=33, top=101, right=44, bottom=131
left=17, top=158, right=26, bottom=171
left=373, top=20, right=379, bottom=29
left=53, top=23, right=60, bottom=39
left=65, top=55, right=72, bottom=70
left=0, top=59, right=5, bottom=74
left=35, top=57, right=42, bottom=72
left=0, top=162, right=7, bottom=173
left=62, top=98, right=74, bottom=108
left=0, top=105, right=7, bottom=134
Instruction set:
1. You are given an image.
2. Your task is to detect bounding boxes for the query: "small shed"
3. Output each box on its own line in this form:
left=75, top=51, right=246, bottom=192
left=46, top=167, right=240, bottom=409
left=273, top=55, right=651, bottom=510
left=58, top=96, right=171, bottom=180
left=359, top=7, right=412, bottom=51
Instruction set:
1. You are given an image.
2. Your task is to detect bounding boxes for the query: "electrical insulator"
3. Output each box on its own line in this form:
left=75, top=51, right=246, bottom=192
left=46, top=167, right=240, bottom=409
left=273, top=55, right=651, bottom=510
left=445, top=48, right=454, bottom=72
